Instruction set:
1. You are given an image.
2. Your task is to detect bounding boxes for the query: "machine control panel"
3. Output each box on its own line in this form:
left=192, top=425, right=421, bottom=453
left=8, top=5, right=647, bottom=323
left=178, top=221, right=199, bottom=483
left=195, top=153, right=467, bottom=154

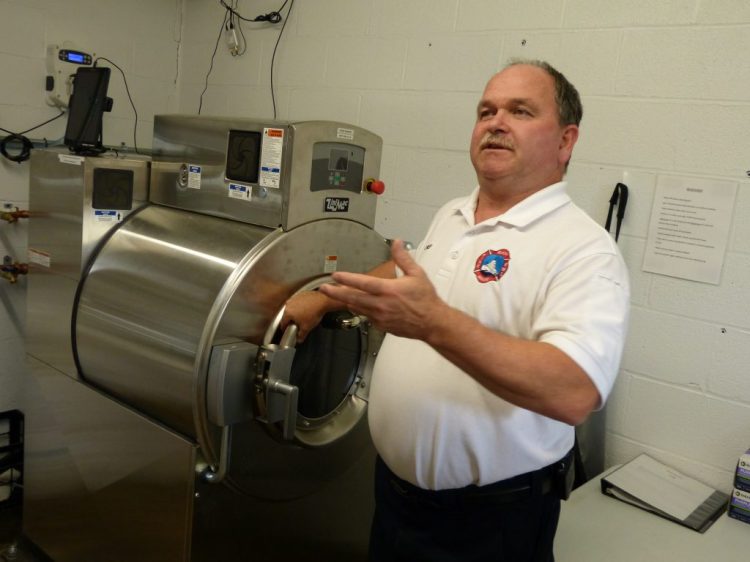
left=310, top=142, right=365, bottom=194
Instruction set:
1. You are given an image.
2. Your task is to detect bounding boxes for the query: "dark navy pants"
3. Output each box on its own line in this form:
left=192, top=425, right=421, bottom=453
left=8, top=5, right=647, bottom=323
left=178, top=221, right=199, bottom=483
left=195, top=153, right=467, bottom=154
left=369, top=456, right=561, bottom=562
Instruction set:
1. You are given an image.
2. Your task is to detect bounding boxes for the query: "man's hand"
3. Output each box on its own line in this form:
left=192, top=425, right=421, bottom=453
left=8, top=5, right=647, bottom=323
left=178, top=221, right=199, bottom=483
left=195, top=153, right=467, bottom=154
left=281, top=290, right=335, bottom=342
left=319, top=240, right=447, bottom=341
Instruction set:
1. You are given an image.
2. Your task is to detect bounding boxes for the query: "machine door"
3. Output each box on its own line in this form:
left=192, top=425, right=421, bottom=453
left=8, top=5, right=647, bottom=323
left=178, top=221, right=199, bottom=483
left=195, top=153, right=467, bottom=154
left=197, top=220, right=390, bottom=500
left=202, top=282, right=383, bottom=500
left=254, top=291, right=381, bottom=448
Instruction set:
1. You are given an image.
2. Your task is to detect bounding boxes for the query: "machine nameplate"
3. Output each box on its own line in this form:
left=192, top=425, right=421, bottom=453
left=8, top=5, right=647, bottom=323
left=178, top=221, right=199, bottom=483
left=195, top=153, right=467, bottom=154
left=324, top=197, right=350, bottom=213
left=336, top=127, right=354, bottom=140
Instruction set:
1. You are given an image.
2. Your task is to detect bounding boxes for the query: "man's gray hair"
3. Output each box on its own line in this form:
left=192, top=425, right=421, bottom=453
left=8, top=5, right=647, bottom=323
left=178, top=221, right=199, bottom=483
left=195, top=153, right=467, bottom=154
left=505, top=59, right=583, bottom=127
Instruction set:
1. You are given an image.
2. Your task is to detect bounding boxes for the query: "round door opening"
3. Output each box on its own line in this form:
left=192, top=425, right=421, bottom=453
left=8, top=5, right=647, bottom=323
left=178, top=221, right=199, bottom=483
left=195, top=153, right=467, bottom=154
left=289, top=311, right=362, bottom=419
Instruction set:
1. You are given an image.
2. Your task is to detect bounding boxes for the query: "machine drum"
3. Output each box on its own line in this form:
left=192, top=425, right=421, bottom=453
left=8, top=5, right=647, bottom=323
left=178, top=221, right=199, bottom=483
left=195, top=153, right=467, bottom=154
left=290, top=311, right=362, bottom=419
left=74, top=204, right=390, bottom=500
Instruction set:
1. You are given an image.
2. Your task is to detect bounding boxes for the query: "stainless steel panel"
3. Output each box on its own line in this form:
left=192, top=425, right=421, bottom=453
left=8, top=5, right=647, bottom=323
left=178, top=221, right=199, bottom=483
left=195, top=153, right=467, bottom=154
left=285, top=121, right=382, bottom=230
left=151, top=115, right=288, bottom=228
left=22, top=353, right=375, bottom=561
left=191, top=445, right=376, bottom=561
left=22, top=356, right=197, bottom=562
left=151, top=115, right=382, bottom=230
left=26, top=149, right=149, bottom=379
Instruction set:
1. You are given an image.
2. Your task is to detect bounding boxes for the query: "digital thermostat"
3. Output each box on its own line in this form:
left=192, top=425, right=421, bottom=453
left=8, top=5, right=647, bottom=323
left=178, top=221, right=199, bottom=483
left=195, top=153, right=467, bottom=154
left=46, top=42, right=95, bottom=108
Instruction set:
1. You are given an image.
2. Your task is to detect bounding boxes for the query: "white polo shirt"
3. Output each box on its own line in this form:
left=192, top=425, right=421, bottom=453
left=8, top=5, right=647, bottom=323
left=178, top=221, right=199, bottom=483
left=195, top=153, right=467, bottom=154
left=368, top=182, right=630, bottom=490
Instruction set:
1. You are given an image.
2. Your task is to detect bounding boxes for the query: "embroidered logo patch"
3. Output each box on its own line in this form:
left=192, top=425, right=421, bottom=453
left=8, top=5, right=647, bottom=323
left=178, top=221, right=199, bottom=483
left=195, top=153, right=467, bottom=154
left=474, top=249, right=510, bottom=283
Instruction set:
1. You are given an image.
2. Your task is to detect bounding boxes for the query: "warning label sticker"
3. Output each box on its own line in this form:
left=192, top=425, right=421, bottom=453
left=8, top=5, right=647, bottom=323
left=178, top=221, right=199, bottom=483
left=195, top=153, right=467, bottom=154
left=28, top=248, right=51, bottom=268
left=260, top=128, right=283, bottom=189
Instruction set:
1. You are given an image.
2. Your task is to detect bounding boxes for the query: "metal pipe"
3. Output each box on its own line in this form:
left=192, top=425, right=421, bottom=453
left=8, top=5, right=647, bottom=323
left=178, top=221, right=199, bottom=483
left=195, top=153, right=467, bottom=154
left=0, top=208, right=29, bottom=223
left=1, top=260, right=28, bottom=283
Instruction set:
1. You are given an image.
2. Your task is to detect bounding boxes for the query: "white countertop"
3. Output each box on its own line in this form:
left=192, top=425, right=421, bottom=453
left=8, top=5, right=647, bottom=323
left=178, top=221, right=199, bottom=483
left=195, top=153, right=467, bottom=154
left=555, top=468, right=750, bottom=561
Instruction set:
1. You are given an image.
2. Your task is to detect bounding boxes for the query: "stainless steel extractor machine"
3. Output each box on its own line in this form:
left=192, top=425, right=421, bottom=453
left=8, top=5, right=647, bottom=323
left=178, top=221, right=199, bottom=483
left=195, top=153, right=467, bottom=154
left=23, top=116, right=389, bottom=561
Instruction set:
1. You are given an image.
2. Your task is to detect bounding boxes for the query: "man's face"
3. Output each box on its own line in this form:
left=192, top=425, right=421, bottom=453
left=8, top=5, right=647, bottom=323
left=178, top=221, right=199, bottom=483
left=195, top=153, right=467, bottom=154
left=470, top=65, right=577, bottom=188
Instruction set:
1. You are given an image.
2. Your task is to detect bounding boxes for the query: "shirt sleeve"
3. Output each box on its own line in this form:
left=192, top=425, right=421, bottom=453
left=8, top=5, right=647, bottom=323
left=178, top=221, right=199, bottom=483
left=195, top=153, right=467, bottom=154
left=535, top=251, right=630, bottom=407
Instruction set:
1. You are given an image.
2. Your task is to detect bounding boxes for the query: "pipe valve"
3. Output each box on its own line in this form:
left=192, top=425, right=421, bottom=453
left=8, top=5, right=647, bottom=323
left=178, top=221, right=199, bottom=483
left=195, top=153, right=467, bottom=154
left=1, top=207, right=29, bottom=224
left=2, top=257, right=28, bottom=284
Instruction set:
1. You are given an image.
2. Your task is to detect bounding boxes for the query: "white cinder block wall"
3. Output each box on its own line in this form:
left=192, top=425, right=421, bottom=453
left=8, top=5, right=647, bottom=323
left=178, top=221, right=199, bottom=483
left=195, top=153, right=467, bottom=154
left=180, top=0, right=750, bottom=493
left=2, top=0, right=749, bottom=496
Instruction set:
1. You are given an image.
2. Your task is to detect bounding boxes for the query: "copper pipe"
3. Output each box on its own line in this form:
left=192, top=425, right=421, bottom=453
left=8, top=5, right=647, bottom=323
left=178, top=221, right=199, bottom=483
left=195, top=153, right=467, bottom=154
left=1, top=208, right=29, bottom=223
left=1, top=262, right=28, bottom=283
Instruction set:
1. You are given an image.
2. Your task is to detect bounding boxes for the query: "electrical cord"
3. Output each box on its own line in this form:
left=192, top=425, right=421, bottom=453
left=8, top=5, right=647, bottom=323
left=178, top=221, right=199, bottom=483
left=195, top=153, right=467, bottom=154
left=199, top=8, right=229, bottom=114
left=200, top=0, right=293, bottom=115
left=270, top=0, right=294, bottom=119
left=94, top=57, right=140, bottom=154
left=220, top=0, right=284, bottom=23
left=0, top=111, right=66, bottom=163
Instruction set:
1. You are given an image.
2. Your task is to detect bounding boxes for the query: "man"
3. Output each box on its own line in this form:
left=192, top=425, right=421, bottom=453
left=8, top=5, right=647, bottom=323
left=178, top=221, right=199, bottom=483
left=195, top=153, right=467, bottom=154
left=284, top=59, right=629, bottom=561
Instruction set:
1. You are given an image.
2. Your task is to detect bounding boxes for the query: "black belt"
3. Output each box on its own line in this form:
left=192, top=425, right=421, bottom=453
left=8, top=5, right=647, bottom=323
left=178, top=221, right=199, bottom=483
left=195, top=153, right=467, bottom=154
left=381, top=450, right=573, bottom=509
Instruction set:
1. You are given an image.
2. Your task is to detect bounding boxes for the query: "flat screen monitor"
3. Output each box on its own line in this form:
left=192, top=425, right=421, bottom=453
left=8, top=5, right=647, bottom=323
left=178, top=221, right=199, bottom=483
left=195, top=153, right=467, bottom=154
left=64, top=67, right=111, bottom=154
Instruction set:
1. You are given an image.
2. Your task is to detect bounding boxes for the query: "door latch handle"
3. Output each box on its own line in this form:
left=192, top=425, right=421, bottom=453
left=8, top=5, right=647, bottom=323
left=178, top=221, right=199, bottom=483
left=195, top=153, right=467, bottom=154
left=259, top=323, right=300, bottom=441
left=266, top=379, right=299, bottom=441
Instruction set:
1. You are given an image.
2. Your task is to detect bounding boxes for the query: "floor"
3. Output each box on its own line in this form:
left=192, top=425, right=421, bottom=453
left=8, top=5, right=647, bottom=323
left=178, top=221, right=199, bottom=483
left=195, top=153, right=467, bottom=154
left=0, top=501, right=47, bottom=562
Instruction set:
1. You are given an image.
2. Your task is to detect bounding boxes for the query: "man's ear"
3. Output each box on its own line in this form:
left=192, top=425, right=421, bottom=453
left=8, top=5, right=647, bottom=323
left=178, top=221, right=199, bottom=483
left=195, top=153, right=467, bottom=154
left=559, top=124, right=579, bottom=166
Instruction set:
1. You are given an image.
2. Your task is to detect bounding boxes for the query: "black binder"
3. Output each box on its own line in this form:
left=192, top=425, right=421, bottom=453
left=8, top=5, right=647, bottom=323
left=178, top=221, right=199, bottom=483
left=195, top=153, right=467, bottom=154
left=600, top=454, right=729, bottom=533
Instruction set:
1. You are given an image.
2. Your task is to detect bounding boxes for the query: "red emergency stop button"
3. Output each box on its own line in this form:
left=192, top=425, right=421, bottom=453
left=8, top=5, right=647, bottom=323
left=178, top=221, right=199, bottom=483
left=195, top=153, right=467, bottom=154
left=365, top=178, right=385, bottom=195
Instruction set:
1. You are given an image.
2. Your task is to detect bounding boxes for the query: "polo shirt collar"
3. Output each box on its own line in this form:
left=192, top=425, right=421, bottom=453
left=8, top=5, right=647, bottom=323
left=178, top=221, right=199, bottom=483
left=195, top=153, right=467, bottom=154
left=453, top=181, right=570, bottom=228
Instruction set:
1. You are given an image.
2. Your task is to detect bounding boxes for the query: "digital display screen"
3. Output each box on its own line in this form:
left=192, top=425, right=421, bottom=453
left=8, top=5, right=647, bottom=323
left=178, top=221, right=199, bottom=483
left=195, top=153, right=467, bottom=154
left=328, top=148, right=349, bottom=172
left=59, top=50, right=91, bottom=65
left=67, top=52, right=86, bottom=64
left=310, top=142, right=365, bottom=194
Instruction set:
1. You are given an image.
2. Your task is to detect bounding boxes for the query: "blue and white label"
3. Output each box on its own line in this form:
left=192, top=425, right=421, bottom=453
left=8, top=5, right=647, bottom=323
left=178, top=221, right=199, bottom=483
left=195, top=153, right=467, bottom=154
left=94, top=210, right=121, bottom=223
left=228, top=183, right=251, bottom=200
left=187, top=164, right=202, bottom=189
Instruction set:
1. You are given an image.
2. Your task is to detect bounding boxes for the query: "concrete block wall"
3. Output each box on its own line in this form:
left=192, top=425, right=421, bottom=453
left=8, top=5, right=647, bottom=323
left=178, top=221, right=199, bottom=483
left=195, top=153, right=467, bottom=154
left=181, top=0, right=750, bottom=492
left=0, top=0, right=182, bottom=412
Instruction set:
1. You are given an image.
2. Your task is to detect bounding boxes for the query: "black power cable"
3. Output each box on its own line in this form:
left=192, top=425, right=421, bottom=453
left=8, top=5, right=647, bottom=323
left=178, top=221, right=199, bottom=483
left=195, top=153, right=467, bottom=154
left=199, top=8, right=229, bottom=115
left=220, top=0, right=285, bottom=23
left=94, top=57, right=140, bottom=154
left=0, top=110, right=66, bottom=163
left=270, top=0, right=294, bottom=119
